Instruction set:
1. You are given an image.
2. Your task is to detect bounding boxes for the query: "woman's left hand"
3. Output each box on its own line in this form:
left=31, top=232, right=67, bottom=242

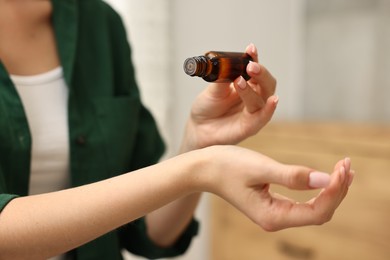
left=181, top=43, right=278, bottom=152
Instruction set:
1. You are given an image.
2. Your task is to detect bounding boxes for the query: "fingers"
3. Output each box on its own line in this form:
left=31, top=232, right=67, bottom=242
left=246, top=43, right=276, bottom=98
left=233, top=76, right=279, bottom=114
left=261, top=157, right=355, bottom=193
left=232, top=44, right=277, bottom=113
left=245, top=43, right=259, bottom=63
left=256, top=95, right=278, bottom=127
left=294, top=159, right=355, bottom=224
left=342, top=157, right=354, bottom=187
left=248, top=63, right=277, bottom=101
left=280, top=157, right=356, bottom=190
left=321, top=158, right=353, bottom=205
left=348, top=170, right=355, bottom=187
left=234, top=76, right=265, bottom=111
left=262, top=163, right=330, bottom=191
left=270, top=165, right=313, bottom=190
left=252, top=159, right=354, bottom=231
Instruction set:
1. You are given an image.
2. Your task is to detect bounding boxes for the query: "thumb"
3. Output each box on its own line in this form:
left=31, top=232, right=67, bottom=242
left=207, top=82, right=233, bottom=99
left=256, top=95, right=278, bottom=124
left=267, top=164, right=331, bottom=190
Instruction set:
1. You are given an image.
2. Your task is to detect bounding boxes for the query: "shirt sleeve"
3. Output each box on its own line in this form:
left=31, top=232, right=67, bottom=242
left=128, top=104, right=166, bottom=171
left=99, top=4, right=199, bottom=257
left=0, top=194, right=19, bottom=213
left=119, top=217, right=199, bottom=259
left=0, top=165, right=19, bottom=212
left=103, top=4, right=166, bottom=170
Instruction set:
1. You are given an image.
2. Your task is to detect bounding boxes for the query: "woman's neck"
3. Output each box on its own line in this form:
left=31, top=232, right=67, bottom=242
left=0, top=0, right=60, bottom=75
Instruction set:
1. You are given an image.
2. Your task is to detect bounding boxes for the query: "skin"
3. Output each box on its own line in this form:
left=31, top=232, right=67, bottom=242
left=0, top=145, right=354, bottom=260
left=0, top=1, right=58, bottom=75
left=146, top=43, right=279, bottom=247
left=0, top=1, right=355, bottom=259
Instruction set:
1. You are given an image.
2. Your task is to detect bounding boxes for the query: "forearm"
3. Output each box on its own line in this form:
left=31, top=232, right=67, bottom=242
left=145, top=193, right=201, bottom=247
left=144, top=127, right=205, bottom=247
left=0, top=151, right=205, bottom=260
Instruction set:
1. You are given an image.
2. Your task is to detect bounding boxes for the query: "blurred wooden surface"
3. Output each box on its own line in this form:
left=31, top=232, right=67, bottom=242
left=210, top=121, right=390, bottom=260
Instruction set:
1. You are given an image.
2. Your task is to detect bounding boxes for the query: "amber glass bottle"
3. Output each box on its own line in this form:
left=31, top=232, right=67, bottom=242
left=183, top=51, right=253, bottom=83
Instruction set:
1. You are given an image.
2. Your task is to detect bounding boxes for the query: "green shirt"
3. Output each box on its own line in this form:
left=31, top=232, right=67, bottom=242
left=0, top=0, right=198, bottom=259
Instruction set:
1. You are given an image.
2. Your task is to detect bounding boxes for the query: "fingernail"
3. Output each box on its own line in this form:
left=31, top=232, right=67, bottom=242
left=339, top=166, right=346, bottom=182
left=344, top=157, right=351, bottom=172
left=309, top=171, right=330, bottom=188
left=249, top=43, right=257, bottom=55
left=348, top=170, right=355, bottom=187
left=248, top=61, right=260, bottom=74
left=273, top=95, right=279, bottom=105
left=237, top=76, right=246, bottom=89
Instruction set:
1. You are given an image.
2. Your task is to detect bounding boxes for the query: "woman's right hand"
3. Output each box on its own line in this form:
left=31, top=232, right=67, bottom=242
left=198, top=145, right=354, bottom=231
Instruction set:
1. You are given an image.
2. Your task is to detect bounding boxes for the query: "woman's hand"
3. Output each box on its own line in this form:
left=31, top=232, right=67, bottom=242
left=181, top=44, right=278, bottom=152
left=0, top=145, right=354, bottom=259
left=200, top=146, right=354, bottom=231
left=148, top=44, right=277, bottom=246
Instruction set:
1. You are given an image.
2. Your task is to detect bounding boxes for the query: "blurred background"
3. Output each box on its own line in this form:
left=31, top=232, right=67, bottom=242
left=105, top=0, right=390, bottom=259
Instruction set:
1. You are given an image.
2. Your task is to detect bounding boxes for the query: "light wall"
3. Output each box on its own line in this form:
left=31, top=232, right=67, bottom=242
left=104, top=0, right=308, bottom=260
left=169, top=2, right=305, bottom=259
left=170, top=0, right=307, bottom=151
left=103, top=0, right=389, bottom=259
left=303, top=0, right=390, bottom=121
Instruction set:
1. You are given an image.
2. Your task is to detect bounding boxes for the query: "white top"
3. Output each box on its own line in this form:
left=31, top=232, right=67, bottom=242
left=11, top=67, right=70, bottom=195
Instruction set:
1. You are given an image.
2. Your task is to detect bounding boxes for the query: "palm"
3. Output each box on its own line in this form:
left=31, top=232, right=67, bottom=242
left=180, top=44, right=277, bottom=152
left=189, top=83, right=274, bottom=148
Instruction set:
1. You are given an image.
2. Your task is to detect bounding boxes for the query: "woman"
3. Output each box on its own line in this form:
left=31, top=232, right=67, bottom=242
left=0, top=0, right=353, bottom=259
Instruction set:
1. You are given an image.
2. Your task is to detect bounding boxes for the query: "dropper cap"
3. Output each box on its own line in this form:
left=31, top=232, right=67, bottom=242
left=183, top=56, right=207, bottom=76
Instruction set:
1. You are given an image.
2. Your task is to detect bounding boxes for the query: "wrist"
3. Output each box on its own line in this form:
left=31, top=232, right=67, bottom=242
left=187, top=146, right=223, bottom=194
left=179, top=120, right=199, bottom=153
left=176, top=147, right=216, bottom=193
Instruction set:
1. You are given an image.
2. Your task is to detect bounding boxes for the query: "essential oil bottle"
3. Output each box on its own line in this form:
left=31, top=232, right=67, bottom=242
left=183, top=51, right=253, bottom=83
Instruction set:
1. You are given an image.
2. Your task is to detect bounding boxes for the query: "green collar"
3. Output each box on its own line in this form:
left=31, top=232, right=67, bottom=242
left=51, top=0, right=78, bottom=88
